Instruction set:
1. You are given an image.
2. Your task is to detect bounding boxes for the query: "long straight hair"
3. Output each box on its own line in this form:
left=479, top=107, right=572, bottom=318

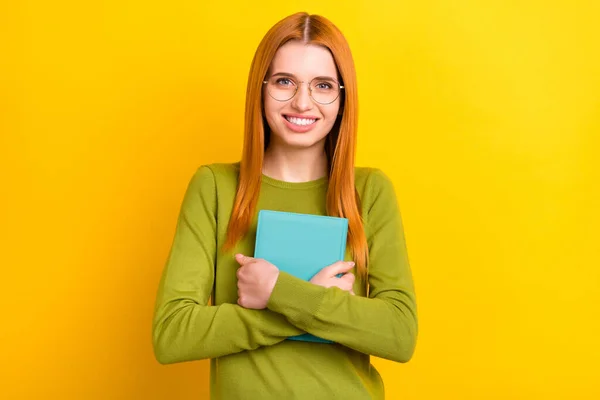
left=222, top=12, right=369, bottom=278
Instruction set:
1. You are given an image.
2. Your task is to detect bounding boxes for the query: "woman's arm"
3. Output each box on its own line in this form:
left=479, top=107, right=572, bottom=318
left=152, top=166, right=303, bottom=365
left=265, top=169, right=418, bottom=363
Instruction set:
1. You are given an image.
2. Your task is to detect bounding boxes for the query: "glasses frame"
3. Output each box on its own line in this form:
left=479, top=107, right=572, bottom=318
left=262, top=76, right=345, bottom=105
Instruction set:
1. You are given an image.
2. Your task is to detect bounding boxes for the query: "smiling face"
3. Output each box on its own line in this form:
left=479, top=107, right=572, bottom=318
left=263, top=40, right=342, bottom=151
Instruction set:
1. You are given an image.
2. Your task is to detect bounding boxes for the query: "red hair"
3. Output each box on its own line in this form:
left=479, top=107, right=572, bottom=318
left=222, top=12, right=369, bottom=278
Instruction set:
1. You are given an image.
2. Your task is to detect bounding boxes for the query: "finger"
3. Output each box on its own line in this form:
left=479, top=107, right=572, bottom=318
left=323, top=261, right=355, bottom=276
left=235, top=253, right=254, bottom=265
left=340, top=272, right=355, bottom=284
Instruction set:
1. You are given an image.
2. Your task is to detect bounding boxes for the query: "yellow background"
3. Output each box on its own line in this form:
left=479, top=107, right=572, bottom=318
left=2, top=0, right=599, bottom=399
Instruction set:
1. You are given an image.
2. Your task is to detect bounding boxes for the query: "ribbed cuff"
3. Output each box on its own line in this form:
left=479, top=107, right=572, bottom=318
left=267, top=271, right=327, bottom=328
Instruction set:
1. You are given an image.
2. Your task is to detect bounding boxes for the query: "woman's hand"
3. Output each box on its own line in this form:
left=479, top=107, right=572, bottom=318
left=310, top=261, right=356, bottom=295
left=234, top=254, right=279, bottom=309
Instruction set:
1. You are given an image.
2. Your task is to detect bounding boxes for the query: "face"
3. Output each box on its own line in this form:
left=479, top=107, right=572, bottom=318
left=263, top=40, right=342, bottom=151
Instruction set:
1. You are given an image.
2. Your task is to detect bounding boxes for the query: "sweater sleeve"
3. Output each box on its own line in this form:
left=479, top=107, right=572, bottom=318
left=152, top=166, right=304, bottom=365
left=266, top=168, right=418, bottom=363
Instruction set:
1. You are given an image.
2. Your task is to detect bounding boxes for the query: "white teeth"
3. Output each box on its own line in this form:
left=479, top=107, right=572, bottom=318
left=285, top=116, right=316, bottom=126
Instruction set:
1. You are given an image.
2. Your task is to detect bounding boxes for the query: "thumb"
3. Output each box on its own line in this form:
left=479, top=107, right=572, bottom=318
left=235, top=253, right=255, bottom=265
left=324, top=260, right=355, bottom=276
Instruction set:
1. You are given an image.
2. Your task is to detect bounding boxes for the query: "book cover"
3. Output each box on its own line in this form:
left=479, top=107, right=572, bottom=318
left=253, top=209, right=349, bottom=344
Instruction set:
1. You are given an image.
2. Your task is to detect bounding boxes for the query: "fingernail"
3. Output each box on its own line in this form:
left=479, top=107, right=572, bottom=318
left=347, top=261, right=355, bottom=267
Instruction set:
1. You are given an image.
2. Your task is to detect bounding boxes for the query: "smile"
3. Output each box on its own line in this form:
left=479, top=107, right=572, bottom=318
left=284, top=116, right=317, bottom=126
left=281, top=114, right=319, bottom=133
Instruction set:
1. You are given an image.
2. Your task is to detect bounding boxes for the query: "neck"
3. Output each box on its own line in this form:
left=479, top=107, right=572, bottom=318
left=262, top=144, right=328, bottom=183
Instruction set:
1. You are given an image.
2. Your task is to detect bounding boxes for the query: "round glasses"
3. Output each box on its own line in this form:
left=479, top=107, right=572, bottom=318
left=262, top=75, right=344, bottom=105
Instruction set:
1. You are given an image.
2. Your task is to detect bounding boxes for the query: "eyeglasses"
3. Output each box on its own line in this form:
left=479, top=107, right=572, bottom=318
left=262, top=75, right=344, bottom=105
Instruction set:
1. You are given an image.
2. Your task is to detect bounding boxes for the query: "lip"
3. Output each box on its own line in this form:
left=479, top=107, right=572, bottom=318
left=283, top=113, right=320, bottom=119
left=281, top=114, right=319, bottom=133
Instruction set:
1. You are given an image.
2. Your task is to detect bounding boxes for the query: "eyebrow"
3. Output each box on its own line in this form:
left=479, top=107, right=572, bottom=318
left=270, top=72, right=339, bottom=82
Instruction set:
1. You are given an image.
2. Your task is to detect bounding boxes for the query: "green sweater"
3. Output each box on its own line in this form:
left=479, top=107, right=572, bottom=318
left=152, top=162, right=418, bottom=400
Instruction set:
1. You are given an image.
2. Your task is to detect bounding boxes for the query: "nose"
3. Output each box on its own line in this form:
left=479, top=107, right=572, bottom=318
left=291, top=82, right=313, bottom=112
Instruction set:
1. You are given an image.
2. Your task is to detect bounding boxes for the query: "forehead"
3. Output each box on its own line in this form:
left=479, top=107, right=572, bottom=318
left=270, top=41, right=338, bottom=78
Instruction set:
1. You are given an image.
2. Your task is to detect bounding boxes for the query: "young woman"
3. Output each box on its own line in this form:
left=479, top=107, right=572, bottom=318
left=152, top=12, right=418, bottom=400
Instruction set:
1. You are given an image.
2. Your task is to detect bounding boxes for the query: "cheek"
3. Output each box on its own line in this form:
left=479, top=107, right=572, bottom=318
left=263, top=98, right=281, bottom=134
left=313, top=105, right=338, bottom=138
left=321, top=103, right=341, bottom=125
left=263, top=98, right=280, bottom=119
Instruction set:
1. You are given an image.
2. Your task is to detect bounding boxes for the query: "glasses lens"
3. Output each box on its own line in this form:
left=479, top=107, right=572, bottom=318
left=310, top=79, right=340, bottom=104
left=267, top=76, right=296, bottom=101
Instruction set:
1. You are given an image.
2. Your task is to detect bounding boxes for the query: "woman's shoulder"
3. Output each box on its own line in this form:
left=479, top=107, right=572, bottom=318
left=192, top=161, right=240, bottom=183
left=354, top=166, right=399, bottom=212
left=183, top=162, right=241, bottom=199
left=354, top=166, right=393, bottom=191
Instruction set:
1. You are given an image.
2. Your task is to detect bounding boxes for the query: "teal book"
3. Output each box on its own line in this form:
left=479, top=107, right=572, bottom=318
left=253, top=209, right=349, bottom=344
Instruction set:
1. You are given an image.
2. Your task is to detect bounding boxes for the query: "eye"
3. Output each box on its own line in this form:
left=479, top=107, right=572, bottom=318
left=314, top=81, right=334, bottom=91
left=275, top=77, right=295, bottom=87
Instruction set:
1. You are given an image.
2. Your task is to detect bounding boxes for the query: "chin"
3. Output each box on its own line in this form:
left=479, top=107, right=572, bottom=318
left=274, top=132, right=327, bottom=149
